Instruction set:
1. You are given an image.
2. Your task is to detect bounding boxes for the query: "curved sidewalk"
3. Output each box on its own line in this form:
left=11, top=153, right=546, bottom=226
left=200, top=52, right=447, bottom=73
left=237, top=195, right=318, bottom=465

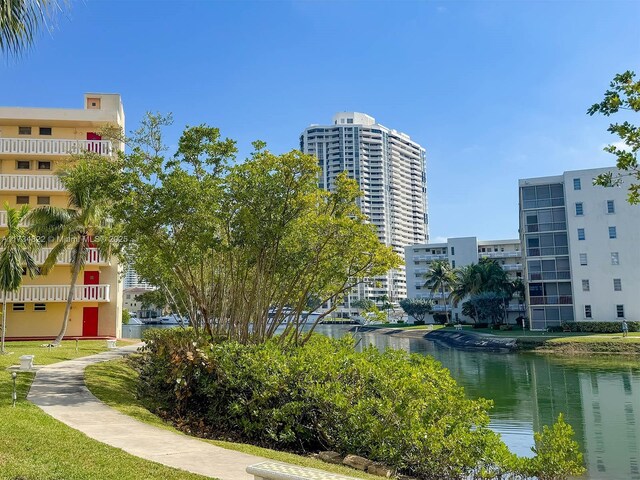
left=27, top=344, right=266, bottom=480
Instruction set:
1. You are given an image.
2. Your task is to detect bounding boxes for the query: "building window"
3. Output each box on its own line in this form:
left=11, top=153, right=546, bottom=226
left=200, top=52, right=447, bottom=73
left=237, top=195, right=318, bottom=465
left=608, top=226, right=617, bottom=239
left=451, top=260, right=456, bottom=268
left=579, top=253, right=588, bottom=266
left=613, top=278, right=622, bottom=291
left=607, top=200, right=615, bottom=214
left=584, top=305, right=592, bottom=319
left=16, top=160, right=31, bottom=170
left=18, top=126, right=32, bottom=135
left=575, top=202, right=584, bottom=216
left=16, top=196, right=29, bottom=205
left=582, top=279, right=590, bottom=292
left=37, top=196, right=50, bottom=205
left=611, top=252, right=619, bottom=265
left=38, top=161, right=51, bottom=170
left=577, top=228, right=585, bottom=240
left=39, top=127, right=52, bottom=135
left=573, top=178, right=581, bottom=190
left=12, top=303, right=25, bottom=311
left=451, top=247, right=455, bottom=255
left=34, top=303, right=46, bottom=312
left=617, top=305, right=625, bottom=318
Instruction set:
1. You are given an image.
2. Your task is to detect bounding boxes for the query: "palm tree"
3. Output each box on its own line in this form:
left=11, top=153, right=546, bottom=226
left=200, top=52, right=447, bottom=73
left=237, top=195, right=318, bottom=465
left=451, top=264, right=482, bottom=321
left=0, top=203, right=39, bottom=353
left=28, top=184, right=112, bottom=345
left=0, top=0, right=65, bottom=56
left=423, top=260, right=455, bottom=323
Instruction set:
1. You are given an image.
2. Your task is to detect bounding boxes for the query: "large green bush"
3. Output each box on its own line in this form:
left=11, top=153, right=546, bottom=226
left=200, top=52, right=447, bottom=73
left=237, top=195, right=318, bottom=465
left=561, top=321, right=639, bottom=333
left=136, top=328, right=582, bottom=480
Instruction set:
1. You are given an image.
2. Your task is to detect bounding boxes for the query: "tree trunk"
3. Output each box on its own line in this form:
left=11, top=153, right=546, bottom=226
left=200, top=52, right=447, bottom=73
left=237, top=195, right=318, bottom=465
left=1, top=299, right=6, bottom=354
left=53, top=256, right=82, bottom=345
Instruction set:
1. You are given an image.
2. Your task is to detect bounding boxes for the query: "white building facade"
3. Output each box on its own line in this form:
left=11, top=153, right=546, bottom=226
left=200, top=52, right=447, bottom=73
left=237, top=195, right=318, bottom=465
left=405, top=237, right=523, bottom=323
left=519, top=167, right=640, bottom=330
left=300, top=112, right=428, bottom=315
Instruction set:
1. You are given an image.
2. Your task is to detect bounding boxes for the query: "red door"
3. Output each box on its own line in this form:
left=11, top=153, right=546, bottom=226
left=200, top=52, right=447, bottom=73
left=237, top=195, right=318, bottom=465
left=84, top=271, right=100, bottom=300
left=82, top=307, right=99, bottom=337
left=86, top=132, right=102, bottom=153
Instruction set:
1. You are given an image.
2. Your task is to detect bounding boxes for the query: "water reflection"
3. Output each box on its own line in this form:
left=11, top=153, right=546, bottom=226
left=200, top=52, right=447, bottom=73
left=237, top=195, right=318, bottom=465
left=122, top=324, right=640, bottom=479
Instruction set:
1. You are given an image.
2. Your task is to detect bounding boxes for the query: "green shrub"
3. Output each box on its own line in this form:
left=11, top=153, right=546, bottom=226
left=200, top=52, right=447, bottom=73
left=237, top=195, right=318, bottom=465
left=499, top=324, right=513, bottom=331
left=413, top=319, right=426, bottom=326
left=136, top=328, right=583, bottom=480
left=561, top=321, right=638, bottom=333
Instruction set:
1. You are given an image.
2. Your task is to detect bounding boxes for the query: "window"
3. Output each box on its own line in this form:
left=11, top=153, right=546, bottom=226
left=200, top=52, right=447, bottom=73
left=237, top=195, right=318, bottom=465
left=611, top=252, right=619, bottom=265
left=34, top=303, right=46, bottom=312
left=573, top=178, right=581, bottom=190
left=582, top=279, right=590, bottom=292
left=451, top=247, right=455, bottom=255
left=577, top=228, right=585, bottom=240
left=452, top=260, right=456, bottom=268
left=16, top=160, right=31, bottom=170
left=39, top=127, right=52, bottom=135
left=608, top=226, right=617, bottom=239
left=617, top=305, right=625, bottom=318
left=12, top=303, right=25, bottom=311
left=37, top=196, right=50, bottom=205
left=16, top=196, right=29, bottom=205
left=38, top=161, right=51, bottom=170
left=613, top=279, right=622, bottom=291
left=575, top=202, right=584, bottom=216
left=579, top=253, right=588, bottom=266
left=585, top=305, right=592, bottom=319
left=607, top=200, right=615, bottom=214
left=18, top=126, right=32, bottom=135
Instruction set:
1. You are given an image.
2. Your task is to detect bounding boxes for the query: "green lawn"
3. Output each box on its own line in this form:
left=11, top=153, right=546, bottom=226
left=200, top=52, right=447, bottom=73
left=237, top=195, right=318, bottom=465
left=0, top=340, right=211, bottom=480
left=85, top=358, right=381, bottom=480
left=547, top=332, right=640, bottom=344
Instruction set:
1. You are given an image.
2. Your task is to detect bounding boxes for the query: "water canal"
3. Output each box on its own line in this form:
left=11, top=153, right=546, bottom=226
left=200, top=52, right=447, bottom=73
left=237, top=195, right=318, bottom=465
left=123, top=323, right=640, bottom=480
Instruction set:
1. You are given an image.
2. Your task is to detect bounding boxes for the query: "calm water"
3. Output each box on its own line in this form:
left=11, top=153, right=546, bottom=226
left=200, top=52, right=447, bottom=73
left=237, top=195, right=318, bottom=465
left=123, top=324, right=640, bottom=479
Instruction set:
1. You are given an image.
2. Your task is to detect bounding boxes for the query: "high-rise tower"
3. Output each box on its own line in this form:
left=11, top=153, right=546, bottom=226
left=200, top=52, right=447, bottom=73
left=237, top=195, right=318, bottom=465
left=300, top=112, right=428, bottom=313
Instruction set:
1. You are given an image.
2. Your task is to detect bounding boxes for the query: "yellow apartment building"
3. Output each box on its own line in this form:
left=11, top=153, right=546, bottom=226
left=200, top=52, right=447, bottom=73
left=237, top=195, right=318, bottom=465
left=0, top=93, right=124, bottom=339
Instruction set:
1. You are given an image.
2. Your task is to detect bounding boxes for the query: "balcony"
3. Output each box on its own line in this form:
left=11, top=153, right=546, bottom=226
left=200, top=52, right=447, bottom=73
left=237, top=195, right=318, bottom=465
left=502, top=264, right=523, bottom=271
left=0, top=284, right=110, bottom=302
left=479, top=251, right=521, bottom=259
left=35, top=248, right=109, bottom=265
left=0, top=174, right=64, bottom=191
left=529, top=295, right=572, bottom=305
left=413, top=253, right=448, bottom=261
left=0, top=138, right=113, bottom=157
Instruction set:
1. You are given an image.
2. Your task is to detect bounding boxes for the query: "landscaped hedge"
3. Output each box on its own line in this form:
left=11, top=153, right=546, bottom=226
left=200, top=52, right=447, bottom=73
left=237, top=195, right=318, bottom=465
left=135, top=328, right=584, bottom=480
left=561, top=321, right=639, bottom=333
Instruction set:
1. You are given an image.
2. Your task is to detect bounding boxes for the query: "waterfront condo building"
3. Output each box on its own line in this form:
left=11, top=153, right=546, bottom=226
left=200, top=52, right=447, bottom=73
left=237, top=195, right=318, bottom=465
left=405, top=237, right=523, bottom=323
left=300, top=112, right=428, bottom=315
left=0, top=93, right=124, bottom=339
left=519, top=167, right=640, bottom=330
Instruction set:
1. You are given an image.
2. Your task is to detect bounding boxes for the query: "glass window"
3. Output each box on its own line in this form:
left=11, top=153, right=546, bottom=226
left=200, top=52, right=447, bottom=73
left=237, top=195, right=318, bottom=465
left=37, top=196, right=50, bottom=205
left=12, top=303, right=25, bottom=311
left=579, top=253, right=587, bottom=265
left=38, top=161, right=51, bottom=170
left=608, top=226, right=617, bottom=239
left=585, top=305, right=592, bottom=319
left=451, top=247, right=455, bottom=255
left=614, top=279, right=622, bottom=291
left=582, top=280, right=590, bottom=291
left=575, top=202, right=584, bottom=215
left=39, top=127, right=52, bottom=135
left=617, top=305, right=624, bottom=318
left=611, top=252, right=619, bottom=265
left=577, top=228, right=585, bottom=240
left=16, top=196, right=29, bottom=205
left=18, top=126, right=32, bottom=135
left=16, top=160, right=30, bottom=170
left=607, top=200, right=615, bottom=214
left=573, top=178, right=581, bottom=190
left=34, top=303, right=46, bottom=311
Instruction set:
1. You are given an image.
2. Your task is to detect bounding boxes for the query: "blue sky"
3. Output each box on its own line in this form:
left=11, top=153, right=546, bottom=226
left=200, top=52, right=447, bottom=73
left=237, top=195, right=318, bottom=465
left=2, top=0, right=639, bottom=241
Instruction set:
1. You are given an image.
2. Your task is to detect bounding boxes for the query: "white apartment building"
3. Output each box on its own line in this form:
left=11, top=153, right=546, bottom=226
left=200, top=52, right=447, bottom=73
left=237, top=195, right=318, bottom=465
left=300, top=112, right=428, bottom=314
left=519, top=167, right=640, bottom=330
left=123, top=268, right=154, bottom=290
left=405, top=237, right=523, bottom=323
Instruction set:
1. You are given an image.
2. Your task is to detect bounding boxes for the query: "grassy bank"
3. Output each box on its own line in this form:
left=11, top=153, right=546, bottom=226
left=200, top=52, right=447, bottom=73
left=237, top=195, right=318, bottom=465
left=0, top=340, right=211, bottom=480
left=539, top=332, right=640, bottom=354
left=85, top=358, right=381, bottom=480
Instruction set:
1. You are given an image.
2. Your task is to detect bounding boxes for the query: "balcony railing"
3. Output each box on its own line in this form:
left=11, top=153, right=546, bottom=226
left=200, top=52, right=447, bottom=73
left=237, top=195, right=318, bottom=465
left=34, top=248, right=108, bottom=265
left=413, top=254, right=448, bottom=261
left=0, top=284, right=110, bottom=302
left=529, top=295, right=572, bottom=305
left=0, top=174, right=65, bottom=191
left=479, top=251, right=521, bottom=259
left=502, top=264, right=523, bottom=271
left=0, top=138, right=113, bottom=157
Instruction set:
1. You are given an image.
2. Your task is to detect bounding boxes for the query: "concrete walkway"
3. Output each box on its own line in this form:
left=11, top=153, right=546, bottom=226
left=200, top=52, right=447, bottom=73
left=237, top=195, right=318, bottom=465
left=27, top=344, right=267, bottom=480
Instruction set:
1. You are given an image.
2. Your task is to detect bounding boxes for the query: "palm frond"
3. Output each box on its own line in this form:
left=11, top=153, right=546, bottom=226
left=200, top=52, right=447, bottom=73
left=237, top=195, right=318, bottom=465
left=0, top=0, right=64, bottom=57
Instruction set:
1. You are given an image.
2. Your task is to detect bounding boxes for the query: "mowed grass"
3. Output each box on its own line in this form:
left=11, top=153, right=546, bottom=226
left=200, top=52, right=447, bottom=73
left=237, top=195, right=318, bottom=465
left=0, top=340, right=211, bottom=480
left=547, top=332, right=640, bottom=344
left=86, top=358, right=382, bottom=480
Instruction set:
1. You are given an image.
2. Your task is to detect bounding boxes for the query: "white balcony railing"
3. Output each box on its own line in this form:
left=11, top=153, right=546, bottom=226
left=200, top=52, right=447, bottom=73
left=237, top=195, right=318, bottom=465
left=413, top=254, right=448, bottom=262
left=34, top=248, right=109, bottom=265
left=0, top=138, right=113, bottom=157
left=0, top=284, right=110, bottom=302
left=502, top=264, right=523, bottom=271
left=479, top=251, right=521, bottom=259
left=0, top=174, right=65, bottom=191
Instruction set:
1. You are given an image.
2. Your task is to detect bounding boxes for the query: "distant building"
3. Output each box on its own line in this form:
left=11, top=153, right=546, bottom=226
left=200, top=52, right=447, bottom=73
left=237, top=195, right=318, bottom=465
left=405, top=237, right=523, bottom=324
left=123, top=268, right=154, bottom=290
left=300, top=112, right=428, bottom=315
left=519, top=167, right=640, bottom=330
left=123, top=287, right=163, bottom=319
